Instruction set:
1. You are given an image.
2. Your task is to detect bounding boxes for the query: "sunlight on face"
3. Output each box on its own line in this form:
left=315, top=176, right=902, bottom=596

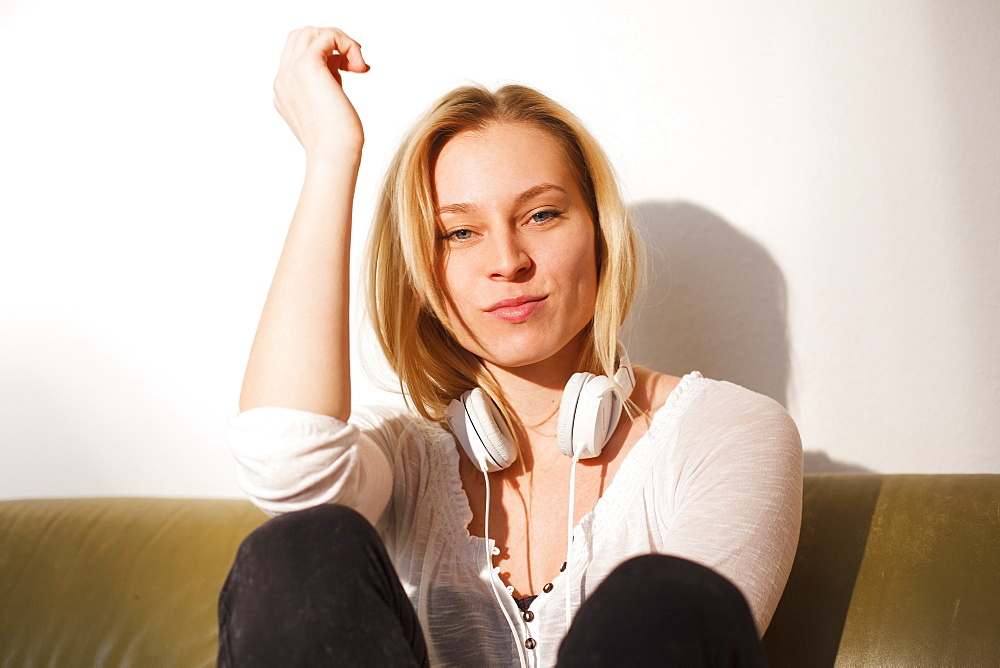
left=433, top=122, right=598, bottom=371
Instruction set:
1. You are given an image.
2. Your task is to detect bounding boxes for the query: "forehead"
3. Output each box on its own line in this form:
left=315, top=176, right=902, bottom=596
left=433, top=123, right=578, bottom=207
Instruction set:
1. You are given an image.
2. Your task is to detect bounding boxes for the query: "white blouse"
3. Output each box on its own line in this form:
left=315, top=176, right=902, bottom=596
left=228, top=373, right=803, bottom=667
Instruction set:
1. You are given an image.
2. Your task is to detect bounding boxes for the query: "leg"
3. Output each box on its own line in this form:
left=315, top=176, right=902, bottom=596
left=558, top=554, right=766, bottom=667
left=218, top=504, right=428, bottom=667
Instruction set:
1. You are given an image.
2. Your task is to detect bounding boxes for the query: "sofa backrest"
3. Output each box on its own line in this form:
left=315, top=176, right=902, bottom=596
left=763, top=474, right=1000, bottom=666
left=2, top=475, right=998, bottom=666
left=0, top=497, right=266, bottom=667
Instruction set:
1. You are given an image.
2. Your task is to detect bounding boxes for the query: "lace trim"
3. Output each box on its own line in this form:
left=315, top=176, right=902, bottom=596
left=420, top=416, right=477, bottom=545
left=516, top=595, right=538, bottom=612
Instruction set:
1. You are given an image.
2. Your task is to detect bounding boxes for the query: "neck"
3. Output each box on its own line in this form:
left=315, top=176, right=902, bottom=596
left=482, top=333, right=587, bottom=466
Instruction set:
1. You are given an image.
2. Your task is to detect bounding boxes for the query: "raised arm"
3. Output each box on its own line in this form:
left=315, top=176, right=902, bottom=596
left=239, top=27, right=370, bottom=419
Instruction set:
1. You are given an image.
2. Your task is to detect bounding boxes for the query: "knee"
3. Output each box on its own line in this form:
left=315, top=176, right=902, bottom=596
left=611, top=554, right=740, bottom=595
left=604, top=554, right=755, bottom=631
left=561, top=555, right=764, bottom=667
left=235, top=503, right=378, bottom=572
left=219, top=506, right=390, bottom=665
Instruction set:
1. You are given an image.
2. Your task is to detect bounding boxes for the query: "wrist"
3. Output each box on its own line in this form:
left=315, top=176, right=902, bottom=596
left=305, top=148, right=362, bottom=178
left=305, top=132, right=364, bottom=166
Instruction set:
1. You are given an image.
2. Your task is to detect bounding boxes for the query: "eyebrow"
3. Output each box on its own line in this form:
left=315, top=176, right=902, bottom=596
left=436, top=183, right=568, bottom=215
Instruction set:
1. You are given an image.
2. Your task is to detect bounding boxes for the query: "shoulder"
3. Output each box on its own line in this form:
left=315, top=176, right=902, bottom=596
left=631, top=368, right=801, bottom=470
left=632, top=366, right=796, bottom=429
left=673, top=375, right=802, bottom=474
left=630, top=366, right=682, bottom=416
left=685, top=377, right=798, bottom=438
left=633, top=367, right=795, bottom=429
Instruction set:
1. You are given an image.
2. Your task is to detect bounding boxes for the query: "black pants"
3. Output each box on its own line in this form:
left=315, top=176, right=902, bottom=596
left=218, top=504, right=766, bottom=667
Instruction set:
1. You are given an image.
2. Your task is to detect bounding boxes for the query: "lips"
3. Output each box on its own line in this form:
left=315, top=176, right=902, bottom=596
left=485, top=295, right=546, bottom=324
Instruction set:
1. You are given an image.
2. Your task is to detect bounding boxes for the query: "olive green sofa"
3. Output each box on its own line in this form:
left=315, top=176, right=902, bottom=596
left=2, top=474, right=998, bottom=667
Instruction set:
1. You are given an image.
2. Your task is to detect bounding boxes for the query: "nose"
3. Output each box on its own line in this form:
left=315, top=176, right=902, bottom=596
left=487, top=229, right=532, bottom=281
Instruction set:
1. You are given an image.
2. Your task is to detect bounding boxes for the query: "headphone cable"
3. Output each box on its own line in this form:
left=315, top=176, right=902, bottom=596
left=565, top=457, right=579, bottom=630
left=483, top=469, right=528, bottom=668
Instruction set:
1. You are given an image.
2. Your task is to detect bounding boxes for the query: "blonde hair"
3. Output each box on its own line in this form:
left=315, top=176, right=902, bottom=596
left=364, top=83, right=640, bottom=432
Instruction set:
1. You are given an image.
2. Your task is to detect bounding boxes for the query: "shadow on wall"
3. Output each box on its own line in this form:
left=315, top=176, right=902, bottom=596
left=802, top=451, right=872, bottom=473
left=627, top=200, right=791, bottom=406
left=627, top=200, right=871, bottom=474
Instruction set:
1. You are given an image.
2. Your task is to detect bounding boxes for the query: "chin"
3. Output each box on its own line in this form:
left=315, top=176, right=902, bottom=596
left=466, top=332, right=585, bottom=371
left=480, top=349, right=549, bottom=370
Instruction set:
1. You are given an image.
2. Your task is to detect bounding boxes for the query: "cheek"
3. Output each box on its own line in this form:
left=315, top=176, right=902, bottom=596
left=578, top=261, right=600, bottom=305
left=549, top=235, right=598, bottom=294
left=437, top=256, right=475, bottom=319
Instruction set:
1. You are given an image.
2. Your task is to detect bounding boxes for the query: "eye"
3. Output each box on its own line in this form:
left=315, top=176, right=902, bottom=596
left=441, top=228, right=474, bottom=242
left=530, top=210, right=563, bottom=224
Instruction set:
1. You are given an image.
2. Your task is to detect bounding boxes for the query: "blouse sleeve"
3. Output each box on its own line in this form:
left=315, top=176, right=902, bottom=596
left=226, top=404, right=417, bottom=525
left=661, top=381, right=803, bottom=635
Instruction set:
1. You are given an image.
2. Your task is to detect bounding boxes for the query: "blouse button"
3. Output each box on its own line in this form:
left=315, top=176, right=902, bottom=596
left=542, top=583, right=553, bottom=593
left=522, top=610, right=534, bottom=622
left=525, top=638, right=537, bottom=650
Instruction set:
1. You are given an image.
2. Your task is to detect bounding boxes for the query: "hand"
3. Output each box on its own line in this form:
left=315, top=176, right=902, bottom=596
left=273, top=27, right=370, bottom=162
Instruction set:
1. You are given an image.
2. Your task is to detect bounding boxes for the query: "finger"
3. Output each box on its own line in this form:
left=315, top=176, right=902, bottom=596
left=308, top=27, right=370, bottom=73
left=337, top=40, right=370, bottom=73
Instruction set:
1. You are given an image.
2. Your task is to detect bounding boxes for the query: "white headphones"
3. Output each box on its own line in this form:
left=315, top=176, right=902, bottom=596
left=445, top=346, right=636, bottom=472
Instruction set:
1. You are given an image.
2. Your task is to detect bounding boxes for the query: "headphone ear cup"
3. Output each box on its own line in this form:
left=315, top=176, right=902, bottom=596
left=574, top=375, right=617, bottom=460
left=557, top=373, right=592, bottom=459
left=457, top=388, right=517, bottom=472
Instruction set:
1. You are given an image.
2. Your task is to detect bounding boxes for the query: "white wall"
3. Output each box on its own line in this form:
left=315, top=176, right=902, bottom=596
left=2, top=0, right=997, bottom=499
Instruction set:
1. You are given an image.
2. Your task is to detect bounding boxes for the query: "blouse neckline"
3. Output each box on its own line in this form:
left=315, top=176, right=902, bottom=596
left=426, top=372, right=706, bottom=580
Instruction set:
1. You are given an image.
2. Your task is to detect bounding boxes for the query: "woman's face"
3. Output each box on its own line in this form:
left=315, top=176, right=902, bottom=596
left=433, top=122, right=598, bottom=371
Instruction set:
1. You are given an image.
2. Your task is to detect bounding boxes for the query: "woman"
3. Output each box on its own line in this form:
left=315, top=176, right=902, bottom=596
left=219, top=27, right=802, bottom=667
